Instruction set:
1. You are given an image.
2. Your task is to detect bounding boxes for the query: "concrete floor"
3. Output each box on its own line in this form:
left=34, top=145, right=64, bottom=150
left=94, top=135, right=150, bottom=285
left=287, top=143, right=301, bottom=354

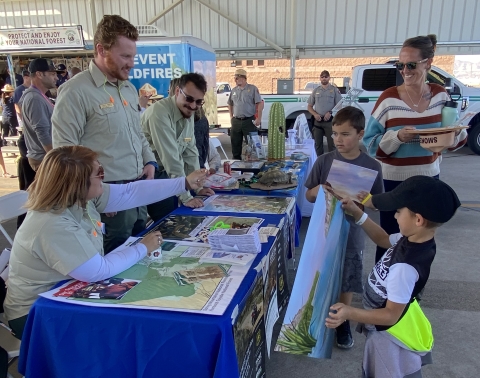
left=0, top=132, right=479, bottom=377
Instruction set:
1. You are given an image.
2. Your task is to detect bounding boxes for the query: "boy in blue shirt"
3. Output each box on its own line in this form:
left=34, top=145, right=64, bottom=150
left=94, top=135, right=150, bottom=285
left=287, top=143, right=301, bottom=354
left=327, top=176, right=460, bottom=377
left=305, top=106, right=384, bottom=348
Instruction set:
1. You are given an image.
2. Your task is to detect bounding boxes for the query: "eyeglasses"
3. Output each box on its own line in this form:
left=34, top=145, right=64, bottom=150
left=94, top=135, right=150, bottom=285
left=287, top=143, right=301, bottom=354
left=179, top=87, right=205, bottom=106
left=394, top=58, right=428, bottom=71
left=320, top=76, right=329, bottom=79
left=92, top=164, right=105, bottom=181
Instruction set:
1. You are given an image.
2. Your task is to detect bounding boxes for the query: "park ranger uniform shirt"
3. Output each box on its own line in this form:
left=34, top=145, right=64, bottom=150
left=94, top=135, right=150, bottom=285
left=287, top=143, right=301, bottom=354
left=141, top=96, right=200, bottom=204
left=52, top=61, right=155, bottom=182
left=307, top=83, right=342, bottom=116
left=227, top=83, right=262, bottom=118
left=4, top=185, right=111, bottom=321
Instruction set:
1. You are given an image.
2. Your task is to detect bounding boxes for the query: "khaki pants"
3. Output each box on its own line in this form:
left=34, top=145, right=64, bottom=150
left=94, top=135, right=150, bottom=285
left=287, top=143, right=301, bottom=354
left=27, top=157, right=43, bottom=172
left=312, top=121, right=335, bottom=157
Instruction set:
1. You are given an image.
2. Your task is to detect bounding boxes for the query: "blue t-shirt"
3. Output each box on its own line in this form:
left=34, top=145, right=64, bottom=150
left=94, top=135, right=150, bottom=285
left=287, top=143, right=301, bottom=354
left=13, top=84, right=26, bottom=104
left=5, top=74, right=23, bottom=88
left=1, top=96, right=15, bottom=118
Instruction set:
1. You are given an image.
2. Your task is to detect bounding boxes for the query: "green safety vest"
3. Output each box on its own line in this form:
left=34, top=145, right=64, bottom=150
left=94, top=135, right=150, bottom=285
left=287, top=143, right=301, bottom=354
left=386, top=299, right=434, bottom=352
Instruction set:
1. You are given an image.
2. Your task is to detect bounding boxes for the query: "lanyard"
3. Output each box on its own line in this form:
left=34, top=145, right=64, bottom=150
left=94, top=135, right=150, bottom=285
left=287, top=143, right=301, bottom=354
left=30, top=84, right=54, bottom=108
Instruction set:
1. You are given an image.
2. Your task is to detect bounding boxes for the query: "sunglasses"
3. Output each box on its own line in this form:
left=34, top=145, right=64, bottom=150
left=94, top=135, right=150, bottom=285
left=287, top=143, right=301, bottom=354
left=394, top=58, right=428, bottom=71
left=179, top=87, right=205, bottom=106
left=92, top=164, right=105, bottom=181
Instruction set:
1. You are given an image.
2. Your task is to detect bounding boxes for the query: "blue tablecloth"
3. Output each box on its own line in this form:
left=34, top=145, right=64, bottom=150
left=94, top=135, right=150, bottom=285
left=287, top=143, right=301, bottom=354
left=18, top=210, right=289, bottom=378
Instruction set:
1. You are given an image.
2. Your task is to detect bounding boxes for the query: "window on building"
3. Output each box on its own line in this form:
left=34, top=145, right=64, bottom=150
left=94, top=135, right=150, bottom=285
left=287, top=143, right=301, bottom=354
left=246, top=60, right=254, bottom=67
left=257, top=60, right=265, bottom=67
left=235, top=60, right=243, bottom=67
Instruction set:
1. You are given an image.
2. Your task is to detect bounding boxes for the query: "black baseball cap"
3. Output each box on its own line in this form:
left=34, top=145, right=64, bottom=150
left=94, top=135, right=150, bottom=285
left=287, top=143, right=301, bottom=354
left=57, top=64, right=67, bottom=71
left=29, top=58, right=63, bottom=74
left=372, top=176, right=460, bottom=223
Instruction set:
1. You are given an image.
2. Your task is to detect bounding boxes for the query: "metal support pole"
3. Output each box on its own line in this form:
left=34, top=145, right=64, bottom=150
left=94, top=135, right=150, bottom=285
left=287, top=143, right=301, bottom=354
left=289, top=0, right=297, bottom=79
left=89, top=0, right=97, bottom=37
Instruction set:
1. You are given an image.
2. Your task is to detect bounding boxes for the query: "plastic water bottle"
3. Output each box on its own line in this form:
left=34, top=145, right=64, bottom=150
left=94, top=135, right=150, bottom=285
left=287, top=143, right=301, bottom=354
left=441, top=101, right=458, bottom=127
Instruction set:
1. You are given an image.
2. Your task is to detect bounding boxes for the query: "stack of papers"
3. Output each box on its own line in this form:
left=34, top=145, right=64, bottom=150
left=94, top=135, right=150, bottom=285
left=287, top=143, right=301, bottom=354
left=207, top=226, right=262, bottom=254
left=199, top=251, right=257, bottom=266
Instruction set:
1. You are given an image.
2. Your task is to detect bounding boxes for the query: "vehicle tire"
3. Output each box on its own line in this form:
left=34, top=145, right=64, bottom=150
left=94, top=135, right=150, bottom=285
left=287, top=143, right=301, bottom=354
left=467, top=123, right=480, bottom=155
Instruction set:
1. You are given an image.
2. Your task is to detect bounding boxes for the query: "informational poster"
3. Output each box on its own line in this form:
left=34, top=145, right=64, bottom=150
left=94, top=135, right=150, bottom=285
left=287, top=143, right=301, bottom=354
left=41, top=242, right=249, bottom=315
left=275, top=187, right=350, bottom=358
left=0, top=26, right=85, bottom=51
left=233, top=271, right=266, bottom=378
left=196, top=195, right=295, bottom=215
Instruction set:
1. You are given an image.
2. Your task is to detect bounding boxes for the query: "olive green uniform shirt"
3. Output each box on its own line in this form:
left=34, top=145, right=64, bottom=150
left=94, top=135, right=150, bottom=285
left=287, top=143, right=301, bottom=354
left=52, top=61, right=155, bottom=182
left=141, top=96, right=200, bottom=203
left=307, top=83, right=343, bottom=116
left=4, top=185, right=111, bottom=321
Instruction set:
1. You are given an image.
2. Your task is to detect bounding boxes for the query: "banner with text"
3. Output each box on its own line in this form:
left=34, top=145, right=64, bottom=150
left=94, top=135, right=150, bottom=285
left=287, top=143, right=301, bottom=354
left=0, top=26, right=85, bottom=51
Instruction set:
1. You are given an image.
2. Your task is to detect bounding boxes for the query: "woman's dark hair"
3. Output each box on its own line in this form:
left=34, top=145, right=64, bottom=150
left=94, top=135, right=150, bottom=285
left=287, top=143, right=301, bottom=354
left=332, top=106, right=365, bottom=132
left=178, top=73, right=207, bottom=94
left=402, top=34, right=437, bottom=59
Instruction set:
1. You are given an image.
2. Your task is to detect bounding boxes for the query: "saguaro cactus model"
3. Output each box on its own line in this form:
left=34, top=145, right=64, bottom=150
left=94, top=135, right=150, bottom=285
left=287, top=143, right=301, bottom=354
left=268, top=102, right=286, bottom=160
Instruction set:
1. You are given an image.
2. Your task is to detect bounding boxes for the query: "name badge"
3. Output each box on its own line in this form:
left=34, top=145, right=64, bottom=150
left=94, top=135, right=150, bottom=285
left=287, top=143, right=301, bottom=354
left=99, top=103, right=114, bottom=109
left=184, top=138, right=192, bottom=142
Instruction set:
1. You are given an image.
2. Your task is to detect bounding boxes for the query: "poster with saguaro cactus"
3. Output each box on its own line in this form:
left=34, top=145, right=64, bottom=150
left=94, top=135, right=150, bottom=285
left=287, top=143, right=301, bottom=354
left=268, top=102, right=286, bottom=160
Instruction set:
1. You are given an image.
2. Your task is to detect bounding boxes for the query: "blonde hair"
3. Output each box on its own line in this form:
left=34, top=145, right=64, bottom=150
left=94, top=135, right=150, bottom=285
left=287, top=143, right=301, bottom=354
left=26, top=146, right=98, bottom=212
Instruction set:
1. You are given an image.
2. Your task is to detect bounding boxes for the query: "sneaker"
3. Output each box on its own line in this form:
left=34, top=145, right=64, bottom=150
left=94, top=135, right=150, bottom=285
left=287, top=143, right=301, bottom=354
left=336, top=320, right=354, bottom=349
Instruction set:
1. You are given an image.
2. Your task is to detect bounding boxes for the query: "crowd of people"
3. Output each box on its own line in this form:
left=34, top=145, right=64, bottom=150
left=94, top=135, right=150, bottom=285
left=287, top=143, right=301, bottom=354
left=0, top=12, right=470, bottom=378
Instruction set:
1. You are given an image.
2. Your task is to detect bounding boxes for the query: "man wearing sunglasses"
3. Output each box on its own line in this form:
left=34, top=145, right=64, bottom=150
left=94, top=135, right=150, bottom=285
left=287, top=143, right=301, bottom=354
left=307, top=70, right=343, bottom=157
left=227, top=68, right=263, bottom=160
left=141, top=73, right=215, bottom=221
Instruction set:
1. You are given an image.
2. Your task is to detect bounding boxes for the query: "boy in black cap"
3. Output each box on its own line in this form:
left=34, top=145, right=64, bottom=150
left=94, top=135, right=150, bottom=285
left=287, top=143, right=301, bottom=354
left=325, top=176, right=461, bottom=378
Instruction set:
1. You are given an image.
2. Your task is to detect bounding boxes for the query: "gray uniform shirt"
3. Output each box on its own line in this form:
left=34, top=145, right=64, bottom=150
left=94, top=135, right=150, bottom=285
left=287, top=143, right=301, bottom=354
left=4, top=185, right=111, bottom=321
left=227, top=83, right=262, bottom=118
left=305, top=149, right=384, bottom=252
left=307, top=84, right=342, bottom=116
left=21, top=87, right=54, bottom=160
left=52, top=61, right=155, bottom=182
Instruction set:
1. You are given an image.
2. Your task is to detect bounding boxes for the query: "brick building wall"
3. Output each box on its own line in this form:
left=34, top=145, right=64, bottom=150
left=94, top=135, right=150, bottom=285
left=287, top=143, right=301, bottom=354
left=216, top=56, right=455, bottom=93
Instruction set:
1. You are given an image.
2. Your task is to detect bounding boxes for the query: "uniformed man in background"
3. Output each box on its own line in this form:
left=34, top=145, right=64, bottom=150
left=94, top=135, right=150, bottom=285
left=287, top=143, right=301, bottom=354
left=307, top=70, right=342, bottom=156
left=228, top=68, right=263, bottom=160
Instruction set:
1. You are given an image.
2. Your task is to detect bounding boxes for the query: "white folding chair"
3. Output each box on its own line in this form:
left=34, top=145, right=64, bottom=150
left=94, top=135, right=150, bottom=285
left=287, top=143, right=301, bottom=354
left=0, top=191, right=29, bottom=246
left=210, top=137, right=229, bottom=160
left=0, top=321, right=21, bottom=378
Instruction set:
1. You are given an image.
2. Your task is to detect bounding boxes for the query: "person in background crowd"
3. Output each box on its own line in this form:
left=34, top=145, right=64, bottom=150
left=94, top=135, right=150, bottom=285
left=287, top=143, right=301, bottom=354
left=207, top=138, right=222, bottom=174
left=5, top=68, right=23, bottom=88
left=363, top=34, right=468, bottom=263
left=3, top=145, right=207, bottom=339
left=13, top=71, right=31, bottom=123
left=194, top=106, right=210, bottom=169
left=56, top=64, right=69, bottom=87
left=21, top=59, right=59, bottom=172
left=70, top=67, right=82, bottom=78
left=52, top=15, right=157, bottom=254
left=0, top=150, right=15, bottom=178
left=307, top=70, right=343, bottom=157
left=1, top=84, right=18, bottom=143
left=141, top=74, right=215, bottom=222
left=228, top=68, right=263, bottom=160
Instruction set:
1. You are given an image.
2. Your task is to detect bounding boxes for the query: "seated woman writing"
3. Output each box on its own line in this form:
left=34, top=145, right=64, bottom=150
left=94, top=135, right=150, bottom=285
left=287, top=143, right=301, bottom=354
left=3, top=145, right=206, bottom=339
